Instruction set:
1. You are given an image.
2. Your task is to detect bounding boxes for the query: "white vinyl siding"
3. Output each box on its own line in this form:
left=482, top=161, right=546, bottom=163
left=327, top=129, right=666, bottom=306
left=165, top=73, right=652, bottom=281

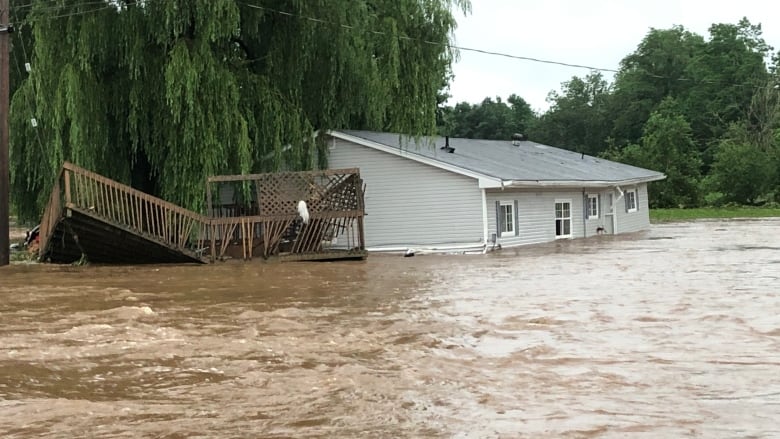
left=486, top=189, right=584, bottom=248
left=615, top=184, right=650, bottom=233
left=327, top=138, right=484, bottom=248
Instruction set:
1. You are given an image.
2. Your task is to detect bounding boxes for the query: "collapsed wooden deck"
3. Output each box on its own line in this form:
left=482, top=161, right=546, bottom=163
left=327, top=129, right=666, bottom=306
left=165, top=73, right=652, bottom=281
left=38, top=162, right=367, bottom=264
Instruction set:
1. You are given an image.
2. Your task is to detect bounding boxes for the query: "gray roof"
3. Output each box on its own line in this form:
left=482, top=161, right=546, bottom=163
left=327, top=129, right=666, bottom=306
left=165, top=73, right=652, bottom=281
left=338, top=130, right=665, bottom=186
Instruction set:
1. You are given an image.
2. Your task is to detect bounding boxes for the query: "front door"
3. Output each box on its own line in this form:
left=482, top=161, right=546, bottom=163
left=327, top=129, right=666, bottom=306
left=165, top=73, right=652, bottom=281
left=603, top=192, right=615, bottom=234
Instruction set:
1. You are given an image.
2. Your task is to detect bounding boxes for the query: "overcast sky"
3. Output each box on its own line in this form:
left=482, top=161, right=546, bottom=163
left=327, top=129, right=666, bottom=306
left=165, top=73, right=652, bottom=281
left=447, top=0, right=780, bottom=113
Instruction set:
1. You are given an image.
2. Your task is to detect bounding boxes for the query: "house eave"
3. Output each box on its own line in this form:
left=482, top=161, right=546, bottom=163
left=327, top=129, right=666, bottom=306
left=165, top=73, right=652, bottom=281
left=502, top=174, right=666, bottom=189
left=328, top=131, right=666, bottom=190
left=328, top=131, right=503, bottom=188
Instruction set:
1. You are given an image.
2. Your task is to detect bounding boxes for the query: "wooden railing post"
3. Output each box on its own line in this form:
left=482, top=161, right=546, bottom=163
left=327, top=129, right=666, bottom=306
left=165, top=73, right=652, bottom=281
left=63, top=169, right=71, bottom=207
left=210, top=221, right=216, bottom=262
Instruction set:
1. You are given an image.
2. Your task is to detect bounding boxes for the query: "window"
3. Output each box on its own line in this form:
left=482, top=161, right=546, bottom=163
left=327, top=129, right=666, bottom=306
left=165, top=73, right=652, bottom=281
left=499, top=201, right=514, bottom=237
left=625, top=189, right=638, bottom=213
left=555, top=200, right=572, bottom=238
left=587, top=194, right=599, bottom=219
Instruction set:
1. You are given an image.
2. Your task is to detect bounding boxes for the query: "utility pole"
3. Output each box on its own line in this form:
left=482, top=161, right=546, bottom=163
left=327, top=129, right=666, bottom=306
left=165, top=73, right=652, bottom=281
left=0, top=0, right=10, bottom=266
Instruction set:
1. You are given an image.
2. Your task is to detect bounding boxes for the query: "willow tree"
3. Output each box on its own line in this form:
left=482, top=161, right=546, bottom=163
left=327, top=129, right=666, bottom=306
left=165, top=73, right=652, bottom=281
left=9, top=0, right=470, bottom=221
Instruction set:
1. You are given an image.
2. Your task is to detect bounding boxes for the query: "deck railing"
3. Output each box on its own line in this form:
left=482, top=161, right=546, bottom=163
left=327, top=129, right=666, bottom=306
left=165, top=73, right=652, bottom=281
left=39, top=162, right=366, bottom=263
left=38, top=167, right=65, bottom=257
left=207, top=169, right=366, bottom=260
left=48, top=162, right=211, bottom=258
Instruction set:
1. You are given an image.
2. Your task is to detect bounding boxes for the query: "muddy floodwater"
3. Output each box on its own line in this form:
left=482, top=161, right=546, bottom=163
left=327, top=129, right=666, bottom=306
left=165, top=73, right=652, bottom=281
left=1, top=219, right=780, bottom=438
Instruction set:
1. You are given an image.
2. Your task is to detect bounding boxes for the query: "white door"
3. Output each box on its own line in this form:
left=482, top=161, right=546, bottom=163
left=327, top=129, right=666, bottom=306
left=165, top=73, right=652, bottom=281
left=603, top=192, right=615, bottom=234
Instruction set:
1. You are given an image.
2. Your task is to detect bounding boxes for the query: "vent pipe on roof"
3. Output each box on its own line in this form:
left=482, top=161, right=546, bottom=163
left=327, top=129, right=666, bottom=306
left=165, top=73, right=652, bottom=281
left=511, top=133, right=527, bottom=146
left=440, top=136, right=455, bottom=153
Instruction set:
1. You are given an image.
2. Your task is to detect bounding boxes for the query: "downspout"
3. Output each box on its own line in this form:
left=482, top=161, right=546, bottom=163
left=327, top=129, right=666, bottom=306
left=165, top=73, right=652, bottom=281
left=582, top=189, right=587, bottom=238
left=481, top=188, right=489, bottom=253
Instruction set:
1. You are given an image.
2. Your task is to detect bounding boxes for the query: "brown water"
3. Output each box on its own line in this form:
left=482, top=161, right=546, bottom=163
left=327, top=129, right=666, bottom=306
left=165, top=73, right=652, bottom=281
left=1, top=219, right=779, bottom=438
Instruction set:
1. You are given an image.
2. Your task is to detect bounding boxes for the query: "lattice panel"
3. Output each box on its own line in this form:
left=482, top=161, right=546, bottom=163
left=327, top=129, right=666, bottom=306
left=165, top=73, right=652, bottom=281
left=255, top=171, right=362, bottom=216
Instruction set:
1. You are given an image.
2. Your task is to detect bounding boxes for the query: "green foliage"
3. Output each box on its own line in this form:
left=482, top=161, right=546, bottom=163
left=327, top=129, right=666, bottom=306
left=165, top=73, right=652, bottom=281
left=650, top=206, right=780, bottom=222
left=638, top=98, right=702, bottom=207
left=439, top=94, right=534, bottom=140
left=610, top=26, right=705, bottom=146
left=528, top=72, right=611, bottom=155
left=9, top=0, right=470, bottom=221
left=707, top=123, right=776, bottom=205
left=682, top=18, right=771, bottom=155
left=448, top=17, right=778, bottom=209
left=602, top=98, right=702, bottom=208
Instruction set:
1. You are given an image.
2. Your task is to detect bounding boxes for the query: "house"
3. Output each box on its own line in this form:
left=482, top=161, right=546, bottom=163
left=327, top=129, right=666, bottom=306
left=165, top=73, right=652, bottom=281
left=326, top=130, right=666, bottom=253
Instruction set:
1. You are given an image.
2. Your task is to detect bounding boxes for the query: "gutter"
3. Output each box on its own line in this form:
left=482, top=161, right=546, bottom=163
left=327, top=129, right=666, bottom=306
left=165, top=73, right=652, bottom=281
left=503, top=175, right=666, bottom=189
left=366, top=242, right=488, bottom=255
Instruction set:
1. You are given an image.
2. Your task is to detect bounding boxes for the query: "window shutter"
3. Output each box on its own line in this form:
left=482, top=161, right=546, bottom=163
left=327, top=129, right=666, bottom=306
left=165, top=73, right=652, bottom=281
left=625, top=193, right=630, bottom=212
left=513, top=200, right=519, bottom=236
left=495, top=201, right=501, bottom=236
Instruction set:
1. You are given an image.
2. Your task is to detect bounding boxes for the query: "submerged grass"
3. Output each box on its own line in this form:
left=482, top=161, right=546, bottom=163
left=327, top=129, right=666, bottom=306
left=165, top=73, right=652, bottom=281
left=650, top=207, right=780, bottom=223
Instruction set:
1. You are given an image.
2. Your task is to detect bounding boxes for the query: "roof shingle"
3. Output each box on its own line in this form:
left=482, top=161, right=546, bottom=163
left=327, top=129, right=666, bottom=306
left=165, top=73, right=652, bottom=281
left=339, top=130, right=665, bottom=184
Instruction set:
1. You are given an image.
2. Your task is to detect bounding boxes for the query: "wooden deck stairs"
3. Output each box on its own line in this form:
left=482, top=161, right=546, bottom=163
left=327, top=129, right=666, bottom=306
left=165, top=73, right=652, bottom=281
left=39, top=163, right=210, bottom=264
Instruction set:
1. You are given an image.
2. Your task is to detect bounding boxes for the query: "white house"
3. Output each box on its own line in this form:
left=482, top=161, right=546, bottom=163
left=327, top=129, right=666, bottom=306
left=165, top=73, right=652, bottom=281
left=326, top=130, right=666, bottom=253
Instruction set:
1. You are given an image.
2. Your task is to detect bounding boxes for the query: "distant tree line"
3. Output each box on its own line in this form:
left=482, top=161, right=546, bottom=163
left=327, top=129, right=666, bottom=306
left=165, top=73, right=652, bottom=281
left=438, top=18, right=780, bottom=208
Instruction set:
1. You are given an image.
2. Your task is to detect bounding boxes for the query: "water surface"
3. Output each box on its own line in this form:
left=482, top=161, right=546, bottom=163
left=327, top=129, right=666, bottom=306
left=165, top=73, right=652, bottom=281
left=1, top=219, right=779, bottom=438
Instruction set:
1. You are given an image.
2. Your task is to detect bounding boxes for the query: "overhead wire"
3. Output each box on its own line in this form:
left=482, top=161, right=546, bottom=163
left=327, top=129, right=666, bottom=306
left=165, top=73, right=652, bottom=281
left=12, top=0, right=155, bottom=23
left=13, top=0, right=113, bottom=12
left=10, top=0, right=624, bottom=75
left=6, top=0, right=772, bottom=90
left=237, top=1, right=770, bottom=89
left=239, top=2, right=622, bottom=74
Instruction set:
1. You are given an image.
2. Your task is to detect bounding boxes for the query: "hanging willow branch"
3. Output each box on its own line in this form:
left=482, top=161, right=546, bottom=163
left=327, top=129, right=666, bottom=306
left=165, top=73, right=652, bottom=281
left=9, top=0, right=470, bottom=221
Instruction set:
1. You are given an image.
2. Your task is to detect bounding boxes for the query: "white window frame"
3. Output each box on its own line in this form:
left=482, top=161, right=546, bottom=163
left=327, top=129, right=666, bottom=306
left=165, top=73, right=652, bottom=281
left=587, top=194, right=599, bottom=219
left=626, top=189, right=638, bottom=213
left=555, top=199, right=572, bottom=239
left=499, top=201, right=515, bottom=237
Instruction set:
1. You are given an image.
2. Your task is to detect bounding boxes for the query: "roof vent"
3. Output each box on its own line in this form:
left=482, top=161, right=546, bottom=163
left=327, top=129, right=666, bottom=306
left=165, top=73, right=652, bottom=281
left=511, top=133, right=527, bottom=146
left=440, top=136, right=455, bottom=153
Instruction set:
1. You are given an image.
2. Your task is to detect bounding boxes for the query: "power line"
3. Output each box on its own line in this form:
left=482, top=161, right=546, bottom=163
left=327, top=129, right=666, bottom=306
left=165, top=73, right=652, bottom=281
left=12, top=0, right=126, bottom=14
left=238, top=1, right=772, bottom=88
left=239, top=2, right=621, bottom=74
left=7, top=1, right=772, bottom=90
left=11, top=0, right=156, bottom=23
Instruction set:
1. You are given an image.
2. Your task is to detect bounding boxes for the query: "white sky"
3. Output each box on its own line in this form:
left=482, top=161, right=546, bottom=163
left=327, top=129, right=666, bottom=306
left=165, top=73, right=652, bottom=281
left=448, top=0, right=780, bottom=113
